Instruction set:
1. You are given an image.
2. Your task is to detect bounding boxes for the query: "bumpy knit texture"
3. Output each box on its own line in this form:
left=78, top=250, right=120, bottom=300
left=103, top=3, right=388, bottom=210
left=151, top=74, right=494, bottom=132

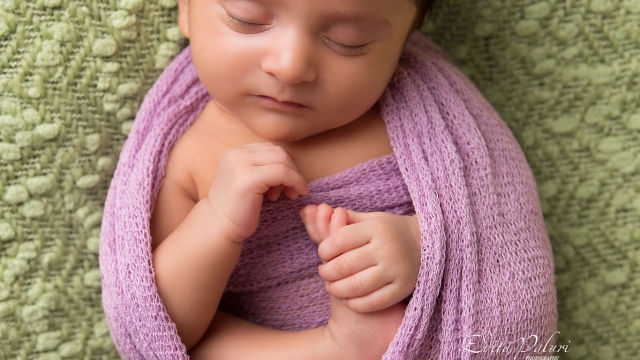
left=99, top=32, right=557, bottom=359
left=0, top=0, right=184, bottom=358
left=423, top=1, right=640, bottom=359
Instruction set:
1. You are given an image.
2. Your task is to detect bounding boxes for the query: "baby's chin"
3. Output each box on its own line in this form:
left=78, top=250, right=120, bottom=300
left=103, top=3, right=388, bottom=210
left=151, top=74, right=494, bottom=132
left=251, top=127, right=315, bottom=144
left=240, top=116, right=324, bottom=144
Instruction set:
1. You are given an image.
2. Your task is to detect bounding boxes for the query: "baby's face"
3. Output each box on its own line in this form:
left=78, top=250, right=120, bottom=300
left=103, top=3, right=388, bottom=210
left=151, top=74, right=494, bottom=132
left=179, top=0, right=417, bottom=143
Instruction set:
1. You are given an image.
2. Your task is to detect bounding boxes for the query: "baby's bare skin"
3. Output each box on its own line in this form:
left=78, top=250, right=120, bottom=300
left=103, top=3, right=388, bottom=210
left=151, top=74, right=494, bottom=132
left=150, top=99, right=392, bottom=248
left=187, top=291, right=406, bottom=360
left=170, top=99, right=393, bottom=204
left=150, top=99, right=398, bottom=357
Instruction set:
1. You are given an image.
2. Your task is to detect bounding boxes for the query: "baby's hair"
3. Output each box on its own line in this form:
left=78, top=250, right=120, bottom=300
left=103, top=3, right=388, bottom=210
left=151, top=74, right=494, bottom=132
left=412, top=0, right=437, bottom=30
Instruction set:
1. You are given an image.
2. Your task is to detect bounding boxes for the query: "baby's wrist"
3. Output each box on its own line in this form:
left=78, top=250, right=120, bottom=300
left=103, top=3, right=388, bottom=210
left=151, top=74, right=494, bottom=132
left=319, top=325, right=354, bottom=360
left=200, top=199, right=246, bottom=244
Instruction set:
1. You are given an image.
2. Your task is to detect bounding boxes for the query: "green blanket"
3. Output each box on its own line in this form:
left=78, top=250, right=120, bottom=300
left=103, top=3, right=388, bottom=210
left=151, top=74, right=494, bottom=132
left=424, top=1, right=640, bottom=359
left=0, top=0, right=638, bottom=358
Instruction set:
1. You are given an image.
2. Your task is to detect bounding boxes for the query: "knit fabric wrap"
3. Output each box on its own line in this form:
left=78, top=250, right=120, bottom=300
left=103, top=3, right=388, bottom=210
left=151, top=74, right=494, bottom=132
left=218, top=152, right=415, bottom=331
left=99, top=31, right=558, bottom=359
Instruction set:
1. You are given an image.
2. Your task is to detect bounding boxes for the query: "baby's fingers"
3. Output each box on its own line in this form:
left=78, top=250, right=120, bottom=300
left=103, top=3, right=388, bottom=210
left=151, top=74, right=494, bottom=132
left=319, top=245, right=375, bottom=282
left=330, top=207, right=348, bottom=234
left=315, top=203, right=334, bottom=241
left=301, top=205, right=322, bottom=244
left=252, top=164, right=309, bottom=197
left=325, top=265, right=387, bottom=300
left=250, top=146, right=299, bottom=170
left=301, top=204, right=350, bottom=245
left=283, top=186, right=301, bottom=200
left=341, top=282, right=402, bottom=313
left=266, top=185, right=301, bottom=201
left=266, top=185, right=285, bottom=201
left=318, top=222, right=372, bottom=262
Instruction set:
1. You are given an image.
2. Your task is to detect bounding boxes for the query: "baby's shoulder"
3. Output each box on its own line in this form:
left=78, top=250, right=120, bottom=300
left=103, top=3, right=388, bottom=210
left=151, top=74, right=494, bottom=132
left=162, top=103, right=231, bottom=201
left=162, top=126, right=201, bottom=201
left=149, top=135, right=195, bottom=248
left=150, top=120, right=212, bottom=248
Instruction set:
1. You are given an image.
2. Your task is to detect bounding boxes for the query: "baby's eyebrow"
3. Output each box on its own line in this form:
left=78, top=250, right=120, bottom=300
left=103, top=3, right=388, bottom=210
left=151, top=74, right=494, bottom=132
left=226, top=0, right=392, bottom=30
left=323, top=11, right=392, bottom=30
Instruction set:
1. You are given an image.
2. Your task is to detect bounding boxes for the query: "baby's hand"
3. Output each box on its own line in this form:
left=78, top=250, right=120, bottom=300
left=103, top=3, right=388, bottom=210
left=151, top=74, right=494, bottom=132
left=300, top=204, right=421, bottom=313
left=207, top=143, right=308, bottom=243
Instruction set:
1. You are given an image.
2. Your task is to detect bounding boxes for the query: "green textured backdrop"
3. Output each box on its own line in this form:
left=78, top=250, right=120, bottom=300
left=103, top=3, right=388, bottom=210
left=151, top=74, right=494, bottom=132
left=0, top=0, right=638, bottom=359
left=423, top=0, right=640, bottom=359
left=0, top=0, right=185, bottom=358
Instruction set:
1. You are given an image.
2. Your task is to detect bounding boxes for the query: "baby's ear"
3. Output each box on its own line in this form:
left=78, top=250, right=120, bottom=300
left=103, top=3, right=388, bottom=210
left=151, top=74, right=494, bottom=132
left=178, top=0, right=190, bottom=39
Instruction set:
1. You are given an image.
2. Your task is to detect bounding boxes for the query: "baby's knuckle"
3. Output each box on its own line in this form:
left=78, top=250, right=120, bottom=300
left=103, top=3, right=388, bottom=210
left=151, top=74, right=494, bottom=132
left=336, top=256, right=351, bottom=274
left=365, top=219, right=383, bottom=236
left=349, top=275, right=366, bottom=294
left=273, top=148, right=290, bottom=162
left=238, top=174, right=257, bottom=191
left=367, top=295, right=385, bottom=311
left=330, top=231, right=344, bottom=248
left=248, top=166, right=259, bottom=181
left=274, top=163, right=290, bottom=177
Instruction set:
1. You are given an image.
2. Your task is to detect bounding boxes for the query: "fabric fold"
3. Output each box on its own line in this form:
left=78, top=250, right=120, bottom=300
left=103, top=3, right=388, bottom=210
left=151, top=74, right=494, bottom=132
left=100, top=31, right=557, bottom=360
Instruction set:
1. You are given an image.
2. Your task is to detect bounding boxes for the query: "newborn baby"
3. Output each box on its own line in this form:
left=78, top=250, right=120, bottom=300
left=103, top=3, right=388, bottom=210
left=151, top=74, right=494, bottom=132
left=97, top=0, right=562, bottom=358
left=149, top=0, right=433, bottom=358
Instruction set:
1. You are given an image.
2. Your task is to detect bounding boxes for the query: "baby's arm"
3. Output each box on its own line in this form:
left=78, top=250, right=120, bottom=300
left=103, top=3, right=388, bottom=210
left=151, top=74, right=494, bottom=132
left=188, top=311, right=329, bottom=359
left=151, top=179, right=243, bottom=350
left=151, top=142, right=311, bottom=351
left=189, top=292, right=406, bottom=360
left=151, top=192, right=333, bottom=359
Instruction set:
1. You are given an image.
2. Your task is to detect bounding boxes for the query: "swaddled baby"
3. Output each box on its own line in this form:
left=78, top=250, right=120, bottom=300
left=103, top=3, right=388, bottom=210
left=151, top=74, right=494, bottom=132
left=142, top=0, right=558, bottom=359
left=149, top=0, right=431, bottom=358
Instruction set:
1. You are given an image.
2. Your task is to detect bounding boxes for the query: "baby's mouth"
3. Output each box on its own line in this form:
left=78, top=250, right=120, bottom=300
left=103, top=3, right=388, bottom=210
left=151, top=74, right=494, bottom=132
left=256, top=95, right=308, bottom=111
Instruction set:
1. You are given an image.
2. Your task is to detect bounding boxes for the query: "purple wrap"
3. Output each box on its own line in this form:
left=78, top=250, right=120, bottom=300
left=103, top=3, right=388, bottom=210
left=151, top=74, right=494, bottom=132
left=99, top=31, right=558, bottom=359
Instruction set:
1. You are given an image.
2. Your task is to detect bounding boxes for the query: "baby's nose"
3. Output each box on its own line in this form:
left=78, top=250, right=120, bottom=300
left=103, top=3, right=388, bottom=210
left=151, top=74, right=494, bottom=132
left=261, top=32, right=317, bottom=85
